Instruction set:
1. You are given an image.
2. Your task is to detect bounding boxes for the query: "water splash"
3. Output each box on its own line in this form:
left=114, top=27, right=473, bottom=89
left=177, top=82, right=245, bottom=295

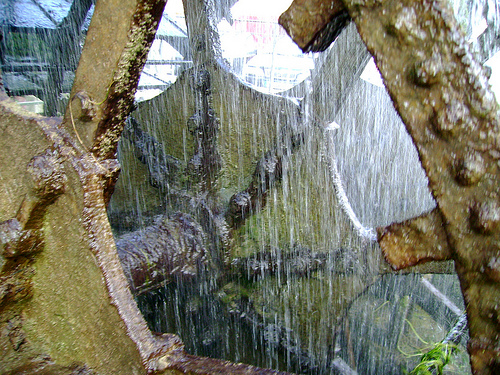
left=324, top=121, right=377, bottom=242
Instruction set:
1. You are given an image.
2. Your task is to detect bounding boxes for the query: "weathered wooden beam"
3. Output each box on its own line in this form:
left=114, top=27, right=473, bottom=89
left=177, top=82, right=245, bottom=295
left=61, top=1, right=186, bottom=372
left=65, top=0, right=166, bottom=161
left=165, top=347, right=293, bottom=375
left=1, top=0, right=183, bottom=372
left=1, top=0, right=307, bottom=372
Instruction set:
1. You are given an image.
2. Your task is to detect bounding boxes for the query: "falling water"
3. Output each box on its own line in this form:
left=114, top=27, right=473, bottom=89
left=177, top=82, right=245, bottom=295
left=103, top=0, right=496, bottom=373
left=0, top=0, right=93, bottom=116
left=4, top=0, right=499, bottom=374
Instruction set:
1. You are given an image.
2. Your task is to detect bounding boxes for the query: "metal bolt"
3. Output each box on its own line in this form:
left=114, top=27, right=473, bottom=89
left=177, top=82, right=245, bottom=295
left=470, top=200, right=500, bottom=234
left=412, top=58, right=442, bottom=87
left=454, top=151, right=486, bottom=186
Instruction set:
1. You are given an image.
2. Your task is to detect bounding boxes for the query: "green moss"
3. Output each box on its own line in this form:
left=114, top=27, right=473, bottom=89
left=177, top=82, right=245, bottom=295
left=3, top=32, right=52, bottom=60
left=217, top=282, right=251, bottom=306
left=230, top=135, right=353, bottom=259
left=23, top=181, right=145, bottom=374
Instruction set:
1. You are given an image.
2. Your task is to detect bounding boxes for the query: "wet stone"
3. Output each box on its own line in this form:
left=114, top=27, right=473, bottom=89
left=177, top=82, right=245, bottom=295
left=194, top=69, right=211, bottom=93
left=226, top=191, right=252, bottom=227
left=187, top=112, right=203, bottom=133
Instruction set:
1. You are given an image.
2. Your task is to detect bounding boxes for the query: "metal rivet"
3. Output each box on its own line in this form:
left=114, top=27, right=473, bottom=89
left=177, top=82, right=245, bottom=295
left=412, top=58, right=442, bottom=87
left=454, top=151, right=485, bottom=186
left=470, top=200, right=500, bottom=234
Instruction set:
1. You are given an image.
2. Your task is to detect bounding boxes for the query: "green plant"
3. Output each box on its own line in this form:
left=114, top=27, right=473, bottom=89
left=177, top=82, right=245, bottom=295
left=409, top=341, right=458, bottom=375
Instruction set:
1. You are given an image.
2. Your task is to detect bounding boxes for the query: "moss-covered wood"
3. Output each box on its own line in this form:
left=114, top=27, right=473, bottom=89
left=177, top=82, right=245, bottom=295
left=0, top=0, right=302, bottom=373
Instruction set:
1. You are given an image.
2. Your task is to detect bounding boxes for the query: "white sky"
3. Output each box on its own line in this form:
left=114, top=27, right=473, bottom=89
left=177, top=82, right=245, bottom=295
left=485, top=51, right=500, bottom=102
left=231, top=0, right=292, bottom=19
left=164, top=0, right=293, bottom=20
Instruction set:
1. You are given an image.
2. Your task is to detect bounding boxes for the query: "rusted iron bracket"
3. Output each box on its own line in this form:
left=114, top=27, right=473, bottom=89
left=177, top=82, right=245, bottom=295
left=280, top=0, right=500, bottom=372
left=279, top=0, right=350, bottom=52
left=340, top=0, right=500, bottom=372
left=378, top=208, right=452, bottom=269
